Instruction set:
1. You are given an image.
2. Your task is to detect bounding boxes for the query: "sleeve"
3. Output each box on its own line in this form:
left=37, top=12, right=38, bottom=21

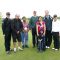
left=20, top=21, right=23, bottom=32
left=27, top=23, right=29, bottom=28
left=29, top=17, right=33, bottom=29
left=58, top=21, right=60, bottom=32
left=36, top=21, right=39, bottom=25
left=43, top=17, right=46, bottom=22
left=50, top=16, right=53, bottom=21
left=43, top=21, right=45, bottom=24
left=2, top=19, right=5, bottom=35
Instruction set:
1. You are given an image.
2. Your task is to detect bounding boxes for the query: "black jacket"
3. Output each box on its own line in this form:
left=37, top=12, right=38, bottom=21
left=11, top=18, right=23, bottom=34
left=2, top=17, right=12, bottom=35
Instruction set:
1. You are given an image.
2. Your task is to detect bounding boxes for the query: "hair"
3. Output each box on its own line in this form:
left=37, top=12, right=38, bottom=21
left=33, top=11, right=36, bottom=13
left=53, top=14, right=57, bottom=18
left=15, top=14, right=20, bottom=17
left=22, top=16, right=26, bottom=20
left=38, top=16, right=42, bottom=20
left=45, top=10, right=49, bottom=13
left=6, top=12, right=10, bottom=15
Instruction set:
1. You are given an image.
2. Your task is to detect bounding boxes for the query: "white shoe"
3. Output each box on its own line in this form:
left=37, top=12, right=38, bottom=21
left=55, top=49, right=58, bottom=51
left=52, top=48, right=55, bottom=50
left=18, top=47, right=23, bottom=51
left=46, top=46, right=50, bottom=49
left=6, top=51, right=10, bottom=54
left=46, top=46, right=48, bottom=48
left=14, top=48, right=16, bottom=52
left=47, top=46, right=50, bottom=49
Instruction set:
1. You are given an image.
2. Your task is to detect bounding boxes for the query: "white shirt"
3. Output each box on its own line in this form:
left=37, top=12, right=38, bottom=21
left=52, top=19, right=60, bottom=32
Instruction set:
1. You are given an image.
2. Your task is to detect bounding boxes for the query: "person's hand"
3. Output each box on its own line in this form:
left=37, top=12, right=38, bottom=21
left=3, top=34, right=5, bottom=37
left=23, top=30, right=24, bottom=32
left=59, top=33, right=60, bottom=36
left=43, top=33, right=45, bottom=36
left=17, top=31, right=19, bottom=34
left=24, top=27, right=29, bottom=32
left=27, top=28, right=29, bottom=32
left=37, top=34, right=39, bottom=36
left=29, top=28, right=32, bottom=31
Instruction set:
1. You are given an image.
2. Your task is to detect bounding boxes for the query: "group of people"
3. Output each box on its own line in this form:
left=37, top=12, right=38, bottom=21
left=2, top=10, right=60, bottom=54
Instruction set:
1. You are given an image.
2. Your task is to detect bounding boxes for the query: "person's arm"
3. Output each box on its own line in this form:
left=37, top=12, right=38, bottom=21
left=36, top=24, right=39, bottom=36
left=59, top=21, right=60, bottom=36
left=43, top=23, right=46, bottom=36
left=59, top=32, right=60, bottom=36
left=2, top=19, right=5, bottom=35
left=43, top=17, right=46, bottom=22
left=29, top=17, right=33, bottom=30
left=19, top=21, right=23, bottom=32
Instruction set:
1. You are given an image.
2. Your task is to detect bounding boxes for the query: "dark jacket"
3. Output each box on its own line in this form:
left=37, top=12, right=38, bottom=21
left=43, top=15, right=52, bottom=31
left=11, top=18, right=23, bottom=34
left=2, top=17, right=12, bottom=35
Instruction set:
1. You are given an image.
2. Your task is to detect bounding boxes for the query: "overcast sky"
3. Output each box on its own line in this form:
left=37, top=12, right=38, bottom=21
left=0, top=0, right=60, bottom=18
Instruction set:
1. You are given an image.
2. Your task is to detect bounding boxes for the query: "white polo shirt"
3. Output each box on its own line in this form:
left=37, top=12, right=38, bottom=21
left=52, top=19, right=60, bottom=32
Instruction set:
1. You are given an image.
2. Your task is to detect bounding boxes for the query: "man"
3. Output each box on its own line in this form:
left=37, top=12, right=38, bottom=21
left=29, top=11, right=38, bottom=48
left=52, top=15, right=60, bottom=50
left=43, top=10, right=52, bottom=49
left=11, top=14, right=23, bottom=52
left=2, top=12, right=12, bottom=54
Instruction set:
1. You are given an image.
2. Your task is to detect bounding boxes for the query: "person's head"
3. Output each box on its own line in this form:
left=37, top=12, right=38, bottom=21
left=38, top=16, right=43, bottom=22
left=22, top=16, right=26, bottom=22
left=6, top=12, right=10, bottom=18
left=15, top=14, right=20, bottom=20
left=45, top=10, right=49, bottom=16
left=53, top=14, right=57, bottom=21
left=33, top=11, right=37, bottom=16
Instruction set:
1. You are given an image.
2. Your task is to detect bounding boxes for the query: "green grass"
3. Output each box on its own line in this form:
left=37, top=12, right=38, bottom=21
left=0, top=20, right=60, bottom=60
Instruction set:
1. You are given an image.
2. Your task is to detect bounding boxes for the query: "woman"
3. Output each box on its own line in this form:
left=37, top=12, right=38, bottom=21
left=36, top=16, right=46, bottom=51
left=52, top=15, right=60, bottom=50
left=21, top=16, right=29, bottom=49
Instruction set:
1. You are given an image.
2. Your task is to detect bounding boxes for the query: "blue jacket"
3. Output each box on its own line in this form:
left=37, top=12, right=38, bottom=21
left=43, top=15, right=52, bottom=31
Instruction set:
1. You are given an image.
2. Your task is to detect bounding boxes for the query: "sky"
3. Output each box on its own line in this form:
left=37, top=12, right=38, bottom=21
left=0, top=0, right=60, bottom=18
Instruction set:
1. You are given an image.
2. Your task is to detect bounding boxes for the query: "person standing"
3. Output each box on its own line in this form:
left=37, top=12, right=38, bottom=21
left=11, top=14, right=23, bottom=52
left=21, top=16, right=29, bottom=49
left=2, top=12, right=12, bottom=54
left=52, top=15, right=60, bottom=50
left=29, top=11, right=38, bottom=48
left=36, top=16, right=46, bottom=51
left=43, top=10, right=52, bottom=48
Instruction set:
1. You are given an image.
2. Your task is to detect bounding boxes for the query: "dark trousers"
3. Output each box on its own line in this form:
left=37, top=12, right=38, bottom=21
left=4, top=33, right=11, bottom=51
left=32, top=27, right=37, bottom=47
left=52, top=32, right=59, bottom=49
left=59, top=37, right=60, bottom=48
left=37, top=36, right=45, bottom=51
left=45, top=30, right=52, bottom=47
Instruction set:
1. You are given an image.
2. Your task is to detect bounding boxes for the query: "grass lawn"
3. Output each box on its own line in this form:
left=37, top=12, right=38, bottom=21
left=0, top=20, right=60, bottom=60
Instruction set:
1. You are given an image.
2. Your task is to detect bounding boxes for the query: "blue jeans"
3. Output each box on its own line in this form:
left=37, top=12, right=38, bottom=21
left=21, top=32, right=28, bottom=46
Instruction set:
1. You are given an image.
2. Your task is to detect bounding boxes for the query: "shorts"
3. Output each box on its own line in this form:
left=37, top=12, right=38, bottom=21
left=12, top=33, right=21, bottom=42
